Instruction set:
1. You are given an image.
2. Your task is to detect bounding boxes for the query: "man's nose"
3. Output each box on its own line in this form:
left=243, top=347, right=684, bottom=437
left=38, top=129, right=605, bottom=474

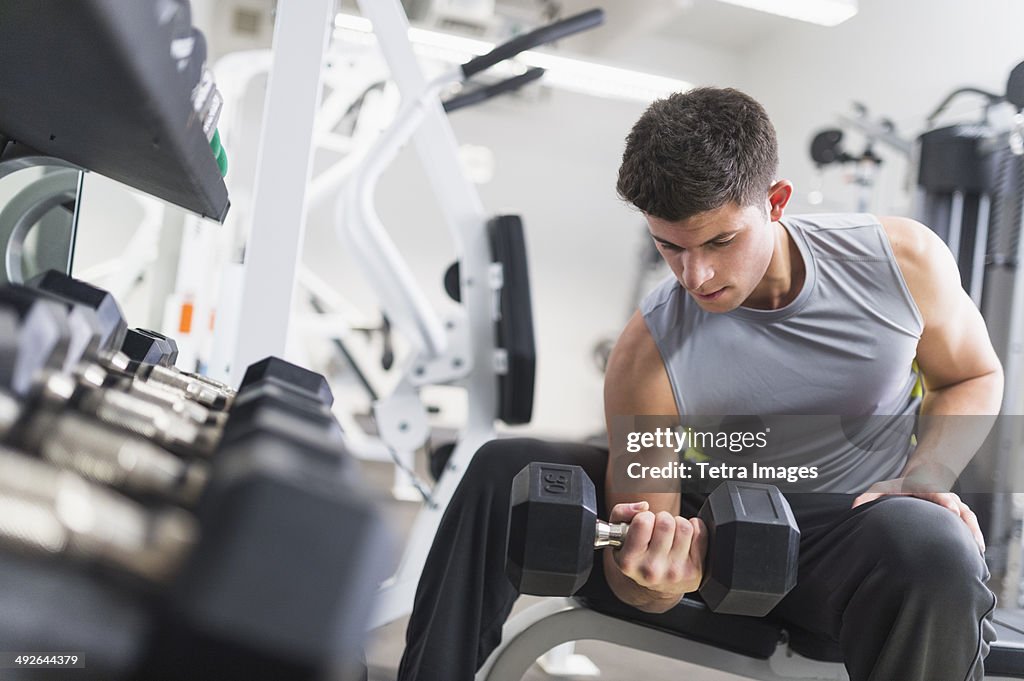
left=681, top=254, right=714, bottom=292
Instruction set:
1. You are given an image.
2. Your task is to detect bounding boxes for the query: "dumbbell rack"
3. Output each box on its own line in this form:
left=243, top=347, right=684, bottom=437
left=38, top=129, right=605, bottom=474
left=0, top=2, right=400, bottom=679
left=0, top=0, right=229, bottom=221
left=0, top=278, right=391, bottom=679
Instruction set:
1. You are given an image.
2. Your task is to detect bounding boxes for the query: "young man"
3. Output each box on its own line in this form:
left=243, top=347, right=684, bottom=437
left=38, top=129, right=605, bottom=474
left=397, top=87, right=1002, bottom=681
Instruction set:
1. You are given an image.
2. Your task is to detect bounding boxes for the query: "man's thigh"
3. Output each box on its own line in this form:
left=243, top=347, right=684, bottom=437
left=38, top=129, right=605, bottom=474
left=768, top=494, right=988, bottom=638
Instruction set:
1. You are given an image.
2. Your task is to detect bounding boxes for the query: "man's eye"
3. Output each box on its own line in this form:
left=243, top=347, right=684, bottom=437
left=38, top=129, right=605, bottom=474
left=710, top=238, right=734, bottom=247
left=657, top=242, right=680, bottom=251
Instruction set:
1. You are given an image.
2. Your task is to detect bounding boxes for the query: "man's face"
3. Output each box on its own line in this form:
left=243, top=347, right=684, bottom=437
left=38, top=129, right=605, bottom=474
left=645, top=200, right=776, bottom=313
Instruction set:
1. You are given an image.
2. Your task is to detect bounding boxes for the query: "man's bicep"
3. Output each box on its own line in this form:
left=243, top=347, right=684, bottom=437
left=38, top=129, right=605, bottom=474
left=603, top=311, right=681, bottom=514
left=915, top=284, right=1000, bottom=392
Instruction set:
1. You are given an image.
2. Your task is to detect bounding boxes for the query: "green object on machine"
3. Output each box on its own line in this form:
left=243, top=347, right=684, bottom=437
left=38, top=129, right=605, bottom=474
left=210, top=129, right=228, bottom=177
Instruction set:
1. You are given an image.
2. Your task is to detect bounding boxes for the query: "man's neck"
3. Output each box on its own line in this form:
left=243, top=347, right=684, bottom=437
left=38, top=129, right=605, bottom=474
left=744, top=220, right=806, bottom=310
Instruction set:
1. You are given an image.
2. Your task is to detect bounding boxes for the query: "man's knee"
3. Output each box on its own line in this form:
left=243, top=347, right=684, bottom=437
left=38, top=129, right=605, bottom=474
left=859, top=497, right=989, bottom=596
left=463, top=438, right=608, bottom=490
left=463, top=438, right=549, bottom=486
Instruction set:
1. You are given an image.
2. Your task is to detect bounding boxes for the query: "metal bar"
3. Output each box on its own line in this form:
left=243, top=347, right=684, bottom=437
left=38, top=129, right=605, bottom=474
left=218, top=0, right=334, bottom=384
left=949, top=190, right=965, bottom=269
left=971, top=194, right=991, bottom=306
left=358, top=0, right=499, bottom=628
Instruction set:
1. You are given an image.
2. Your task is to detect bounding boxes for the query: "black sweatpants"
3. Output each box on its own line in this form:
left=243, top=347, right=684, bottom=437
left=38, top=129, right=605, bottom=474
left=396, top=439, right=997, bottom=681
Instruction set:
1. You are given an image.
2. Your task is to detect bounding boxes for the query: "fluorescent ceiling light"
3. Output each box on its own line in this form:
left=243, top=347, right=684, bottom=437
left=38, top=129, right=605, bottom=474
left=716, top=0, right=857, bottom=26
left=333, top=13, right=692, bottom=103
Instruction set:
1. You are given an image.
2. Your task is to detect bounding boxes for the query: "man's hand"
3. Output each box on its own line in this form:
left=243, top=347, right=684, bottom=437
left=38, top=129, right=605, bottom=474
left=852, top=480, right=985, bottom=553
left=607, top=500, right=708, bottom=603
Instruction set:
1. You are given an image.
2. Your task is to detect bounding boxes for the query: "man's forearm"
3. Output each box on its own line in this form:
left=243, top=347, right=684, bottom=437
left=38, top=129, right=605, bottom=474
left=901, top=371, right=1003, bottom=487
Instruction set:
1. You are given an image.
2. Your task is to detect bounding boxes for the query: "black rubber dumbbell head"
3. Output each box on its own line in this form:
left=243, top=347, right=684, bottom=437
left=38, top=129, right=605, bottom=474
left=122, top=329, right=176, bottom=372
left=145, top=437, right=390, bottom=680
left=238, top=356, right=334, bottom=407
left=697, top=482, right=799, bottom=616
left=27, top=270, right=127, bottom=354
left=220, top=401, right=348, bottom=471
left=0, top=293, right=71, bottom=397
left=137, top=328, right=178, bottom=366
left=4, top=285, right=107, bottom=368
left=230, top=381, right=333, bottom=421
left=506, top=462, right=598, bottom=596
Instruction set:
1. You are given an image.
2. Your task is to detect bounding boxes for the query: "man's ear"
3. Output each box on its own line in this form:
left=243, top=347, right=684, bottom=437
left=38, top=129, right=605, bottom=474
left=767, top=180, right=794, bottom=221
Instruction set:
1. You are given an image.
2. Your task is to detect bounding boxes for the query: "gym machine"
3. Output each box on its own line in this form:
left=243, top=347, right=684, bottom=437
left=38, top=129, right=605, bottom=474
left=334, top=0, right=604, bottom=631
left=807, top=103, right=913, bottom=213
left=913, top=60, right=1024, bottom=606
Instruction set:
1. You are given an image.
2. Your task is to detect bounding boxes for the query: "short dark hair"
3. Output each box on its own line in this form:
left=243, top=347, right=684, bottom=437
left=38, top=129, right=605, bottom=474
left=616, top=87, right=779, bottom=221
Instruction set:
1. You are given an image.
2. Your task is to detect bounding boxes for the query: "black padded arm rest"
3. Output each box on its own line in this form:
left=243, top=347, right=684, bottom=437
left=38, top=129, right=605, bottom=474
left=488, top=215, right=536, bottom=426
left=574, top=594, right=782, bottom=659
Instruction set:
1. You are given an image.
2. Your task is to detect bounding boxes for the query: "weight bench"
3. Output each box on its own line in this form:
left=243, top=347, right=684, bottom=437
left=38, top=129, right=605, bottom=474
left=477, top=595, right=1024, bottom=680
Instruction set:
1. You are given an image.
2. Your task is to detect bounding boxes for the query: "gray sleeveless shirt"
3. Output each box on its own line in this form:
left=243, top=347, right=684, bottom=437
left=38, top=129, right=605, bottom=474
left=639, top=213, right=924, bottom=491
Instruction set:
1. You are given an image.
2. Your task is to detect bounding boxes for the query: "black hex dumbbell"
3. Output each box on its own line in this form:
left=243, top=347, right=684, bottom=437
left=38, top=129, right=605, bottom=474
left=0, top=283, right=219, bottom=432
left=140, top=432, right=388, bottom=681
left=30, top=272, right=338, bottom=419
left=0, top=424, right=386, bottom=680
left=122, top=328, right=178, bottom=371
left=237, top=356, right=334, bottom=407
left=0, top=296, right=220, bottom=458
left=506, top=462, right=800, bottom=616
left=120, top=328, right=240, bottom=412
left=28, top=271, right=236, bottom=411
left=0, top=446, right=198, bottom=582
left=0, top=389, right=207, bottom=506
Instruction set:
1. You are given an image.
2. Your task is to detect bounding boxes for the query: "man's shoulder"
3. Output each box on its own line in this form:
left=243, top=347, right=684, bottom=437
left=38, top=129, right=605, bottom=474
left=876, top=216, right=935, bottom=269
left=785, top=212, right=881, bottom=232
left=876, top=216, right=956, bottom=324
left=789, top=212, right=924, bottom=264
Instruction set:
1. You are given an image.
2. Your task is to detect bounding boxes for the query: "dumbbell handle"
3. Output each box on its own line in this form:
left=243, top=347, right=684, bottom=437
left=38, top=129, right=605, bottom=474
left=595, top=520, right=629, bottom=548
left=0, top=449, right=197, bottom=582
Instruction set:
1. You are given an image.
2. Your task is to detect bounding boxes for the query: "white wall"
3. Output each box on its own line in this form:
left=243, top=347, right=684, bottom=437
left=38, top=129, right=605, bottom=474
left=737, top=0, right=1024, bottom=216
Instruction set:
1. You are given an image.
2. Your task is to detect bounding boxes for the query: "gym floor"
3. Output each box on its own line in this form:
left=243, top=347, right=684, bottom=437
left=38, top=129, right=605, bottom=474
left=359, top=457, right=749, bottom=681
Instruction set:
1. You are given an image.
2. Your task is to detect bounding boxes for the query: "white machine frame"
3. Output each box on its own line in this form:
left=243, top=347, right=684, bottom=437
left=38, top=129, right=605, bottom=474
left=348, top=0, right=503, bottom=629
left=477, top=598, right=1024, bottom=681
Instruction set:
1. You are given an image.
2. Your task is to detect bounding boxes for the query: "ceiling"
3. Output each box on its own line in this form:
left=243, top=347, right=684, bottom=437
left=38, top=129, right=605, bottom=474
left=500, top=0, right=808, bottom=55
